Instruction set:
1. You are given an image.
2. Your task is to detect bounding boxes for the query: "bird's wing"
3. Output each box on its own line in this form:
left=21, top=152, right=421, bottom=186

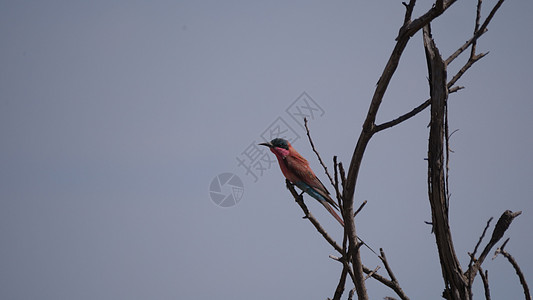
left=312, top=177, right=339, bottom=210
left=284, top=155, right=339, bottom=210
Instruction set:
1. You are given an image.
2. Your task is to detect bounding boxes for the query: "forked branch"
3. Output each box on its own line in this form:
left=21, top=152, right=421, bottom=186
left=280, top=1, right=519, bottom=299
left=375, top=0, right=505, bottom=134
left=466, top=210, right=522, bottom=282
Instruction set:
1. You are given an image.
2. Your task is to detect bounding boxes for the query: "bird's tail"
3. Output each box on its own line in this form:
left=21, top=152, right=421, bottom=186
left=320, top=200, right=344, bottom=227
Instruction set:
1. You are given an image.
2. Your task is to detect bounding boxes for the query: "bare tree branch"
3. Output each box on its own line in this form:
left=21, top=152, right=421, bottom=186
left=364, top=266, right=381, bottom=280
left=470, top=0, right=483, bottom=58
left=348, top=288, right=356, bottom=300
left=354, top=200, right=367, bottom=218
left=276, top=1, right=521, bottom=299
left=493, top=239, right=531, bottom=300
left=379, top=248, right=400, bottom=286
left=471, top=218, right=493, bottom=261
left=397, top=0, right=457, bottom=41
left=304, top=117, right=335, bottom=187
left=332, top=265, right=349, bottom=300
left=340, top=3, right=492, bottom=299
left=401, top=0, right=416, bottom=25
left=285, top=180, right=343, bottom=254
left=373, top=86, right=462, bottom=133
left=466, top=210, right=522, bottom=285
left=338, top=162, right=347, bottom=192
left=373, top=0, right=506, bottom=135
left=479, top=267, right=491, bottom=300
left=333, top=156, right=343, bottom=209
left=345, top=0, right=461, bottom=204
left=467, top=217, right=493, bottom=295
left=362, top=265, right=410, bottom=300
left=424, top=24, right=469, bottom=300
left=330, top=255, right=357, bottom=286
left=446, top=0, right=505, bottom=64
left=448, top=52, right=488, bottom=88
left=363, top=265, right=393, bottom=288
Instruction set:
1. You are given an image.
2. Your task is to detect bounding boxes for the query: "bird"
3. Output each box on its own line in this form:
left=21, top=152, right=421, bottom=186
left=259, top=138, right=344, bottom=226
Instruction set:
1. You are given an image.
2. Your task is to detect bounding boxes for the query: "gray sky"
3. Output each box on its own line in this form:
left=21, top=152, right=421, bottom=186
left=1, top=1, right=532, bottom=299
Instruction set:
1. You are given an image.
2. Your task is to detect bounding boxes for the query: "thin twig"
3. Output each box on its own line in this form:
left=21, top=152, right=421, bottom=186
left=363, top=266, right=395, bottom=289
left=402, top=0, right=416, bottom=25
left=446, top=0, right=505, bottom=64
left=365, top=266, right=381, bottom=280
left=471, top=0, right=483, bottom=58
left=304, top=117, right=334, bottom=187
left=478, top=267, right=491, bottom=300
left=333, top=156, right=344, bottom=211
left=362, top=265, right=410, bottom=300
left=332, top=265, right=349, bottom=300
left=447, top=52, right=488, bottom=88
left=449, top=128, right=460, bottom=139
left=374, top=86, right=462, bottom=133
left=375, top=35, right=488, bottom=133
left=286, top=180, right=343, bottom=254
left=445, top=29, right=487, bottom=64
left=380, top=248, right=399, bottom=284
left=467, top=217, right=493, bottom=287
left=477, top=0, right=506, bottom=47
left=354, top=200, right=368, bottom=218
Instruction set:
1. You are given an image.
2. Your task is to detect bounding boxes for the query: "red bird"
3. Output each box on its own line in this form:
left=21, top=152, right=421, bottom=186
left=260, top=138, right=344, bottom=226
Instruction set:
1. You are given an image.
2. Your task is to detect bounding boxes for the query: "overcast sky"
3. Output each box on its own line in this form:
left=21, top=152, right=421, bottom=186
left=1, top=1, right=532, bottom=299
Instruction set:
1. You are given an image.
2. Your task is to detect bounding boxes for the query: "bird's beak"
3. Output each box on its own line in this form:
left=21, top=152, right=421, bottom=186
left=258, top=142, right=272, bottom=148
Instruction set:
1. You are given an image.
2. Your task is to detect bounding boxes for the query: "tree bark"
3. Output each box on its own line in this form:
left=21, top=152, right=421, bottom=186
left=424, top=25, right=468, bottom=300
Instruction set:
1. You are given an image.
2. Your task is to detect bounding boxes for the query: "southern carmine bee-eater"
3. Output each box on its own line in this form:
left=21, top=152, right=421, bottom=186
left=260, top=138, right=344, bottom=226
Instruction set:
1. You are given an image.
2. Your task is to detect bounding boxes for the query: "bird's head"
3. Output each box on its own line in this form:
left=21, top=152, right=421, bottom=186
left=259, top=138, right=291, bottom=158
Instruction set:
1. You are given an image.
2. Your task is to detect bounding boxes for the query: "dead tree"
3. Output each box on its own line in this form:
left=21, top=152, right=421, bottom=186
left=283, top=1, right=529, bottom=299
